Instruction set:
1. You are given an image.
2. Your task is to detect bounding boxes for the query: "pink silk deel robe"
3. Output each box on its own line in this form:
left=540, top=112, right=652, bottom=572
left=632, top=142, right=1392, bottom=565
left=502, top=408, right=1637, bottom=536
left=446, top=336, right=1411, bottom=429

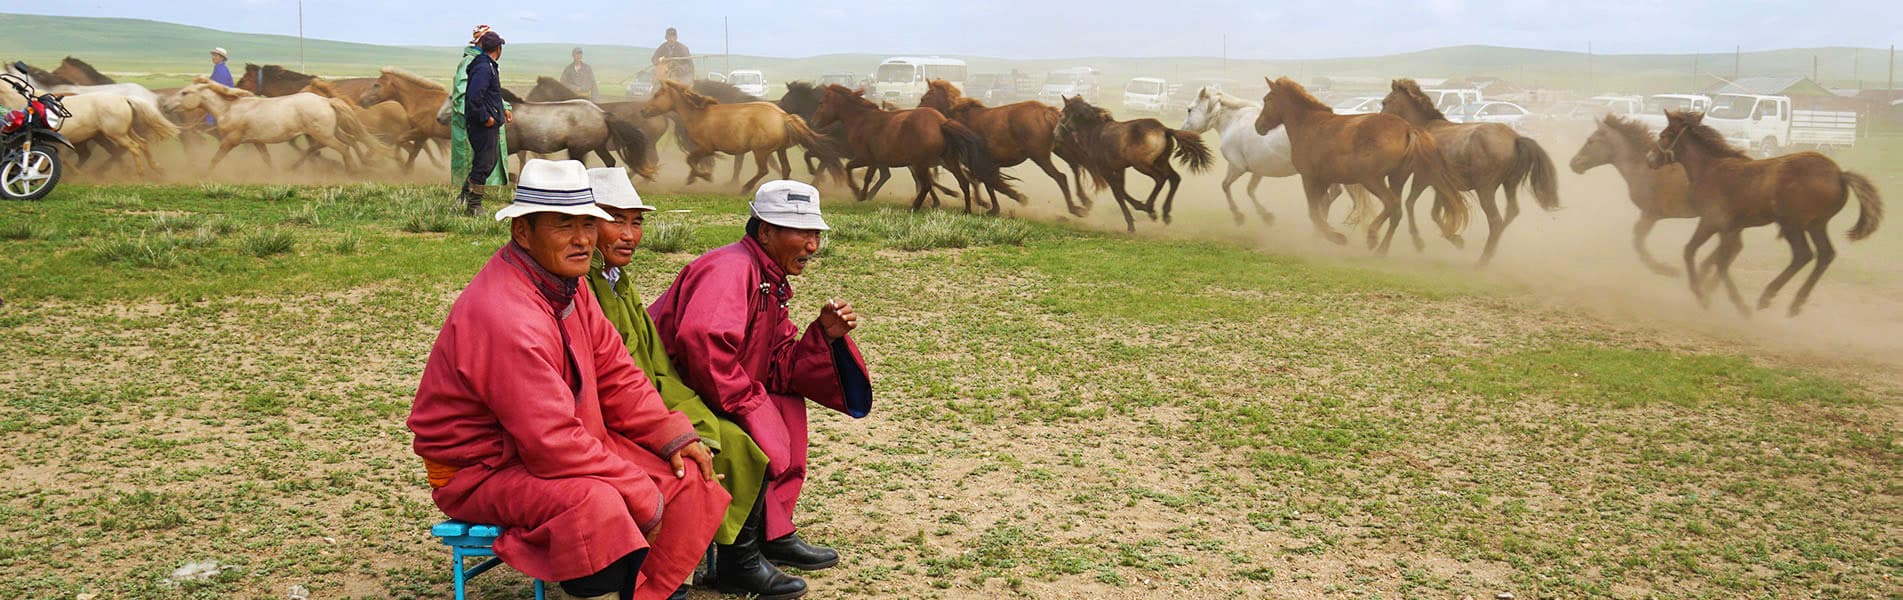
left=648, top=237, right=872, bottom=540
left=409, top=245, right=730, bottom=598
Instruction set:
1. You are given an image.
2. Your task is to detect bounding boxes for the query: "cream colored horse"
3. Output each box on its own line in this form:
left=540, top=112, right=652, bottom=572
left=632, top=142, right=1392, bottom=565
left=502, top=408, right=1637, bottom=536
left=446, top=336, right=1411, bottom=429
left=56, top=94, right=180, bottom=175
left=175, top=76, right=375, bottom=172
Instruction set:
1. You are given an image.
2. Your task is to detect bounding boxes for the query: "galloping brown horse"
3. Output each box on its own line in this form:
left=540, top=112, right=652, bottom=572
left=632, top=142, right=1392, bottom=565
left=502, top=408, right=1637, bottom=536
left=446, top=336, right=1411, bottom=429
left=1381, top=79, right=1559, bottom=265
left=641, top=80, right=842, bottom=191
left=356, top=67, right=452, bottom=172
left=1055, top=97, right=1213, bottom=231
left=1570, top=115, right=1699, bottom=276
left=1254, top=77, right=1469, bottom=252
left=919, top=79, right=1086, bottom=217
left=1648, top=110, right=1883, bottom=316
left=239, top=64, right=377, bottom=103
left=53, top=57, right=113, bottom=85
left=811, top=84, right=1020, bottom=212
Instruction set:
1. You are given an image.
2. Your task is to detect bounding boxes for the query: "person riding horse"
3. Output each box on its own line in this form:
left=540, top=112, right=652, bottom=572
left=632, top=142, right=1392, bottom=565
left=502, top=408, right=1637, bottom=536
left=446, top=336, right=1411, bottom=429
left=651, top=28, right=694, bottom=85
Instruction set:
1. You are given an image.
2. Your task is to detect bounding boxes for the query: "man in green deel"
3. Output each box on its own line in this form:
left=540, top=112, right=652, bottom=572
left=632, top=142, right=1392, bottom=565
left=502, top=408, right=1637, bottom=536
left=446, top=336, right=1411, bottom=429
left=582, top=168, right=793, bottom=599
left=449, top=25, right=511, bottom=214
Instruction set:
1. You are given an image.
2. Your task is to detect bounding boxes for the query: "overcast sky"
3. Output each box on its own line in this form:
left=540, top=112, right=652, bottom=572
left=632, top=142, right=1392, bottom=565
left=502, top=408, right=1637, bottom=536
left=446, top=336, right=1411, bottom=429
left=21, top=1, right=1903, bottom=59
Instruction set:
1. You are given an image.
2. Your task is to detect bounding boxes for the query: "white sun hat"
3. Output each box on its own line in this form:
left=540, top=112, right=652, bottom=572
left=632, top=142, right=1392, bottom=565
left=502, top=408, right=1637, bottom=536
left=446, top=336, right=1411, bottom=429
left=211, top=48, right=228, bottom=58
left=586, top=167, right=653, bottom=213
left=749, top=180, right=828, bottom=231
left=493, top=159, right=612, bottom=222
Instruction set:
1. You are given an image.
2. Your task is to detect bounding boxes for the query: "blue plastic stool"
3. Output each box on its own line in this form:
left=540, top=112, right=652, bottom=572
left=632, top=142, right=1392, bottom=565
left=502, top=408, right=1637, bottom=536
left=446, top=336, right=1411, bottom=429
left=431, top=519, right=547, bottom=600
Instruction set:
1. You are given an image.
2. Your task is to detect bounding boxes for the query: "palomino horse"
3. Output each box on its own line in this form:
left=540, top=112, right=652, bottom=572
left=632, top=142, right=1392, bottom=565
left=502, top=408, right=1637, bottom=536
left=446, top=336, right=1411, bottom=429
left=1179, top=87, right=1376, bottom=228
left=50, top=93, right=180, bottom=176
left=6, top=61, right=159, bottom=106
left=239, top=64, right=377, bottom=103
left=357, top=67, right=454, bottom=172
left=1381, top=79, right=1560, bottom=265
left=175, top=77, right=377, bottom=173
left=641, top=79, right=841, bottom=191
left=919, top=79, right=1085, bottom=217
left=1648, top=110, right=1883, bottom=316
left=1056, top=96, right=1213, bottom=232
left=53, top=57, right=114, bottom=85
left=811, top=84, right=1019, bottom=212
left=1254, top=77, right=1470, bottom=252
left=1569, top=115, right=1698, bottom=276
left=303, top=79, right=414, bottom=163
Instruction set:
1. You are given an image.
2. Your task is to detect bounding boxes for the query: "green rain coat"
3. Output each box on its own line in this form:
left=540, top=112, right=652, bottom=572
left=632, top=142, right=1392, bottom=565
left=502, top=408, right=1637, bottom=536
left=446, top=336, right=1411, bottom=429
left=450, top=45, right=510, bottom=187
left=588, top=257, right=768, bottom=544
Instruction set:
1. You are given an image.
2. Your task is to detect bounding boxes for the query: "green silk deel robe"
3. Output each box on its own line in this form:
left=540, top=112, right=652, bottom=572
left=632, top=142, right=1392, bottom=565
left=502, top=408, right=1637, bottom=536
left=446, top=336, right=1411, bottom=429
left=450, top=45, right=510, bottom=187
left=589, top=257, right=768, bottom=544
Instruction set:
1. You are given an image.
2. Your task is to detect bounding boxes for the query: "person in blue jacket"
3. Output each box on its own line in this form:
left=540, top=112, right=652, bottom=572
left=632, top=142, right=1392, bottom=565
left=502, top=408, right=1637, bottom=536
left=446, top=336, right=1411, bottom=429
left=206, top=48, right=233, bottom=126
left=460, top=30, right=512, bottom=215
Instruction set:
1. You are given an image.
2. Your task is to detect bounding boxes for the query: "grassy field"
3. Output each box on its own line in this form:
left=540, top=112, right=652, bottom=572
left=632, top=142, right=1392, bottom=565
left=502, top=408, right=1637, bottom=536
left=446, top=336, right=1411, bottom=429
left=0, top=183, right=1896, bottom=599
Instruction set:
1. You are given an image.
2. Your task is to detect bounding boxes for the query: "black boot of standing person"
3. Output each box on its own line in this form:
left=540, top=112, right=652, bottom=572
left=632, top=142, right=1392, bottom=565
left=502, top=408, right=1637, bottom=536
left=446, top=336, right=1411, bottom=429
left=459, top=183, right=485, bottom=216
left=762, top=531, right=839, bottom=571
left=715, top=490, right=807, bottom=599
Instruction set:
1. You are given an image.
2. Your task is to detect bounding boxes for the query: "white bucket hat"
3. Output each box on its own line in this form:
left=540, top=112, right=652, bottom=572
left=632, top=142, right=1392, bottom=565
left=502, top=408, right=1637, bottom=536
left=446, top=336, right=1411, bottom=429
left=750, top=180, right=828, bottom=231
left=211, top=48, right=228, bottom=59
left=493, top=159, right=613, bottom=222
left=586, top=168, right=652, bottom=214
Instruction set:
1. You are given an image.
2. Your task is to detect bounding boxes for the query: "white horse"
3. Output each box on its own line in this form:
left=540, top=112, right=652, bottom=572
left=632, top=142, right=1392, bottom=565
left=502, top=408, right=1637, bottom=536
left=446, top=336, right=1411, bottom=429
left=4, top=61, right=160, bottom=106
left=53, top=94, right=180, bottom=175
left=1180, top=87, right=1373, bottom=227
left=174, top=77, right=376, bottom=172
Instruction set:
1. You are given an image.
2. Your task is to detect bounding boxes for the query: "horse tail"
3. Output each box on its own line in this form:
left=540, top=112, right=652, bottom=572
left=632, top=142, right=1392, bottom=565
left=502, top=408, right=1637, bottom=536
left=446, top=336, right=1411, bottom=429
left=1168, top=128, right=1213, bottom=173
left=1510, top=136, right=1561, bottom=211
left=941, top=120, right=1021, bottom=201
left=605, top=114, right=656, bottom=180
left=1841, top=171, right=1884, bottom=241
left=126, top=97, right=180, bottom=142
left=326, top=97, right=385, bottom=161
left=783, top=114, right=846, bottom=182
left=1403, top=128, right=1471, bottom=240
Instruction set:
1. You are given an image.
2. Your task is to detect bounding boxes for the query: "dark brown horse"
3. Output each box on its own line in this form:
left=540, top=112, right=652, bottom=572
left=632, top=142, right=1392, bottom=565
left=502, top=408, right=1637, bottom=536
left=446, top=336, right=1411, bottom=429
left=1381, top=79, right=1559, bottom=265
left=1254, top=77, right=1470, bottom=252
left=1648, top=110, right=1883, bottom=316
left=641, top=80, right=841, bottom=190
left=811, top=84, right=1019, bottom=212
left=781, top=81, right=943, bottom=195
left=1055, top=97, right=1212, bottom=231
left=239, top=64, right=377, bottom=103
left=1570, top=115, right=1699, bottom=276
left=920, top=79, right=1086, bottom=217
left=54, top=57, right=113, bottom=85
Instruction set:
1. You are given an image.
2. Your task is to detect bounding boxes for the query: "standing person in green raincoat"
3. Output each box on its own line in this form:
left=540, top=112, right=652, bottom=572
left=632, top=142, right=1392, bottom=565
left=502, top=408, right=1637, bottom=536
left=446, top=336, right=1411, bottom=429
left=451, top=25, right=511, bottom=215
left=582, top=168, right=793, bottom=600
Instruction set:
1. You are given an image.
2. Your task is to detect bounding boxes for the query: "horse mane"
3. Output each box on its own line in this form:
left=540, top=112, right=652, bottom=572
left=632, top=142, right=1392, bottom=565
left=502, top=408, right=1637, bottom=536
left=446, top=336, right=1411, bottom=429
left=262, top=64, right=314, bottom=81
left=1598, top=114, right=1654, bottom=150
left=16, top=62, right=73, bottom=86
left=663, top=80, right=717, bottom=109
left=690, top=79, right=756, bottom=103
left=784, top=80, right=815, bottom=97
left=60, top=57, right=112, bottom=84
left=302, top=78, right=341, bottom=97
left=822, top=84, right=877, bottom=110
left=948, top=96, right=986, bottom=112
left=1667, top=110, right=1750, bottom=159
left=1389, top=79, right=1446, bottom=121
left=1207, top=89, right=1254, bottom=110
left=926, top=79, right=960, bottom=98
left=379, top=66, right=446, bottom=92
left=1268, top=77, right=1329, bottom=111
left=192, top=75, right=255, bottom=98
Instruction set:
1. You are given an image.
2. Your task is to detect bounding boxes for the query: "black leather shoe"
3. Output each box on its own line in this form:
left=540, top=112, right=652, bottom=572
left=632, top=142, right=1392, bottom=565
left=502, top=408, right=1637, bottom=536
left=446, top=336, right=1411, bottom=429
left=714, top=492, right=807, bottom=599
left=762, top=533, right=839, bottom=571
left=665, top=584, right=690, bottom=600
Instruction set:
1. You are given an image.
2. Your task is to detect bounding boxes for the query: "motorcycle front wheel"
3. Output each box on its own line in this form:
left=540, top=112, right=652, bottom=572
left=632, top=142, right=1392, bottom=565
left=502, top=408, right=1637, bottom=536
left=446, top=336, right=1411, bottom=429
left=1, top=145, right=61, bottom=201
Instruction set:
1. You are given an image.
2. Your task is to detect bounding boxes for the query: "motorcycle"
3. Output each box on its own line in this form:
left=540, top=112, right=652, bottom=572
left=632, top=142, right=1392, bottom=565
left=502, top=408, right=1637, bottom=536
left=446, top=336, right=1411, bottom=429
left=1, top=73, right=74, bottom=200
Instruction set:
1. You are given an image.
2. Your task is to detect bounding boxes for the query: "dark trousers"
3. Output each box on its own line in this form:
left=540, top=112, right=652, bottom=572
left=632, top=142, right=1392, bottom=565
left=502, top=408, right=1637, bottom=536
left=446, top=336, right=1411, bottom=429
left=466, top=122, right=500, bottom=188
left=561, top=548, right=648, bottom=598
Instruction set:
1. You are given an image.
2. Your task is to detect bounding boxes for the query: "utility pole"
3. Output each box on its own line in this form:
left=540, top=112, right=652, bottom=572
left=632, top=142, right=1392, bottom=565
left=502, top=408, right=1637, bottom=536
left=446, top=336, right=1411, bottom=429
left=724, top=17, right=731, bottom=76
left=1222, top=34, right=1228, bottom=82
left=1853, top=49, right=1860, bottom=90
left=1586, top=41, right=1593, bottom=94
left=297, top=0, right=305, bottom=72
left=1692, top=54, right=1699, bottom=91
left=1812, top=54, right=1819, bottom=82
left=1733, top=45, right=1740, bottom=80
left=1890, top=45, right=1895, bottom=90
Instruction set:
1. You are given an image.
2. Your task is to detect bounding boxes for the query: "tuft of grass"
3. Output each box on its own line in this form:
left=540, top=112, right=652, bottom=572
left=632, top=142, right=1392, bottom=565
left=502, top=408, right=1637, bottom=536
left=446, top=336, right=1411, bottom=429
left=830, top=208, right=1031, bottom=251
left=285, top=203, right=323, bottom=227
left=196, top=184, right=238, bottom=199
left=147, top=212, right=204, bottom=233
left=642, top=220, right=697, bottom=254
left=329, top=235, right=360, bottom=255
left=89, top=234, right=182, bottom=269
left=240, top=229, right=296, bottom=258
left=255, top=186, right=299, bottom=202
left=0, top=221, right=45, bottom=240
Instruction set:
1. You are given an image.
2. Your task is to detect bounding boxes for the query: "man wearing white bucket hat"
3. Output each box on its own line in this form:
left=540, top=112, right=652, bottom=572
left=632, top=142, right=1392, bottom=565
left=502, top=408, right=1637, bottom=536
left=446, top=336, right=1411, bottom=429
left=582, top=168, right=785, bottom=599
left=206, top=48, right=233, bottom=126
left=411, top=159, right=729, bottom=600
left=649, top=180, right=872, bottom=595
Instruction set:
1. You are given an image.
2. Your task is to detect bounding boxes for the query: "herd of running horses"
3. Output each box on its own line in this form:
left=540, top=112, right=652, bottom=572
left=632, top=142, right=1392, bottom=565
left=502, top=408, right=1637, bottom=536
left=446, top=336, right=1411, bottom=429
left=4, top=57, right=1886, bottom=317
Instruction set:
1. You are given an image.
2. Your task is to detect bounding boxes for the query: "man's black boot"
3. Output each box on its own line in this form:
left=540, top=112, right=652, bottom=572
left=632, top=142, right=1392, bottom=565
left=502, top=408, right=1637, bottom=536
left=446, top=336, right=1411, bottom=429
left=460, top=185, right=484, bottom=216
left=713, top=492, right=806, bottom=599
left=762, top=532, right=839, bottom=571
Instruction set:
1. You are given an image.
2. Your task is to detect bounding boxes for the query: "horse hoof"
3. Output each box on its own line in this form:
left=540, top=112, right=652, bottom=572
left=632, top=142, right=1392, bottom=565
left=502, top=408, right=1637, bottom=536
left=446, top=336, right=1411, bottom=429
left=1069, top=206, right=1089, bottom=218
left=1412, top=238, right=1427, bottom=253
left=1787, top=304, right=1803, bottom=318
left=1326, top=233, right=1348, bottom=246
left=1446, top=235, right=1467, bottom=249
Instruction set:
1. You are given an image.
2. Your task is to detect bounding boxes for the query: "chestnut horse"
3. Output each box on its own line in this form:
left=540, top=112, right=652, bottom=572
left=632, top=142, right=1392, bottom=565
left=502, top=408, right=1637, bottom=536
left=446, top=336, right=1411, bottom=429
left=1254, top=77, right=1469, bottom=252
left=919, top=79, right=1086, bottom=217
left=357, top=67, right=453, bottom=172
left=1055, top=97, right=1212, bottom=231
left=641, top=80, right=842, bottom=191
left=1648, top=110, right=1883, bottom=316
left=811, top=84, right=1020, bottom=212
left=1381, top=79, right=1560, bottom=265
left=1569, top=115, right=1699, bottom=276
left=303, top=79, right=415, bottom=162
left=53, top=57, right=113, bottom=85
left=239, top=64, right=377, bottom=103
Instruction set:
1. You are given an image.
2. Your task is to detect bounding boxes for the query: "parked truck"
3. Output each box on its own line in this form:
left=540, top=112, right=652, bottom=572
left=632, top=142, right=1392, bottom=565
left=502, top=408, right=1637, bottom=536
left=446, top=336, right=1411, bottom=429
left=1705, top=93, right=1858, bottom=156
left=1122, top=77, right=1169, bottom=115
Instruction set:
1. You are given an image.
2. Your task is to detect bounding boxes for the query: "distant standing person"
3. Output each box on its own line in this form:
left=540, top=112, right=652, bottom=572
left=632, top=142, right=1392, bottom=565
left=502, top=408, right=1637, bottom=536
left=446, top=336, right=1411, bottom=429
left=651, top=28, right=694, bottom=85
left=206, top=48, right=233, bottom=125
left=561, top=47, right=598, bottom=100
left=450, top=26, right=512, bottom=216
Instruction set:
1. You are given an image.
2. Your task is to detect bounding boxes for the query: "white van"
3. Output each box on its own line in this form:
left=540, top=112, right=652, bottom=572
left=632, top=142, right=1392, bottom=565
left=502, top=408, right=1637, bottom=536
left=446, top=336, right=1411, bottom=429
left=870, top=57, right=967, bottom=107
left=1123, top=77, right=1168, bottom=115
left=728, top=70, right=768, bottom=98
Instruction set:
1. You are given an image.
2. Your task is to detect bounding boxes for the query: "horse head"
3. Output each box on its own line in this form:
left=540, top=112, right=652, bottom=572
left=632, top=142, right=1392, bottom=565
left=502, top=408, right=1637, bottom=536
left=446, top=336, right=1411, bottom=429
left=1254, top=78, right=1285, bottom=135
left=777, top=81, right=820, bottom=117
left=1380, top=79, right=1443, bottom=125
left=1181, top=86, right=1222, bottom=133
left=1647, top=110, right=1709, bottom=169
left=811, top=84, right=868, bottom=129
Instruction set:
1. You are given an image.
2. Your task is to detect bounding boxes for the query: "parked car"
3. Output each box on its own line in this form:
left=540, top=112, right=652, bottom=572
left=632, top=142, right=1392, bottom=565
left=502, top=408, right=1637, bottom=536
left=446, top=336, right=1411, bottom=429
left=728, top=70, right=768, bottom=98
left=1122, top=77, right=1169, bottom=115
left=1422, top=88, right=1483, bottom=112
left=964, top=73, right=1022, bottom=105
left=624, top=70, right=656, bottom=100
left=870, top=56, right=968, bottom=107
left=1446, top=101, right=1531, bottom=128
left=1332, top=96, right=1384, bottom=115
left=1633, top=94, right=1712, bottom=131
left=1039, top=67, right=1101, bottom=105
left=817, top=72, right=858, bottom=89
